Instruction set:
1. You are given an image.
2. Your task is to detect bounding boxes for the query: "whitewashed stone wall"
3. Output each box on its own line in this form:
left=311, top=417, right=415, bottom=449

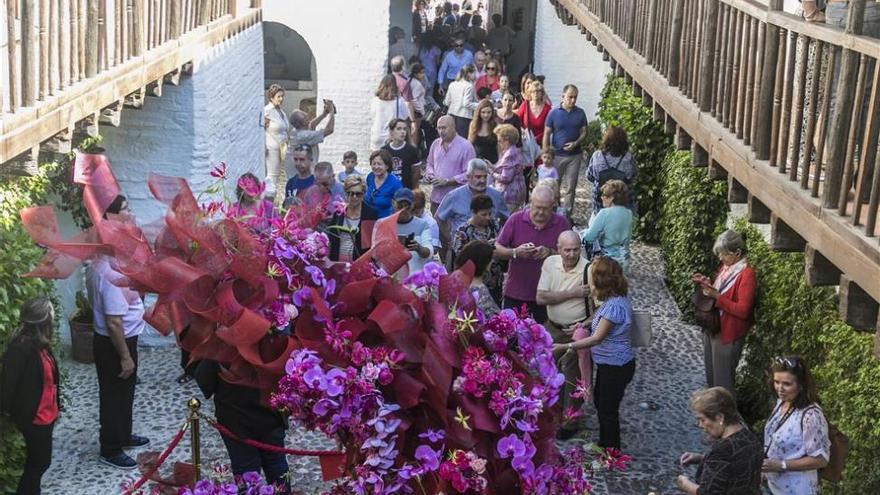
left=100, top=23, right=265, bottom=226
left=55, top=24, right=265, bottom=346
left=263, top=0, right=391, bottom=166
left=533, top=0, right=611, bottom=120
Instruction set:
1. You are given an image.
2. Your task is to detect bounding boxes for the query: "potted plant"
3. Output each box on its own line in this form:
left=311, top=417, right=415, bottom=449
left=69, top=290, right=94, bottom=363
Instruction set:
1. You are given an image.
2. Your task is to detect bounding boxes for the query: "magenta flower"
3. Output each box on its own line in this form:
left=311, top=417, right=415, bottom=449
left=237, top=175, right=265, bottom=197
left=497, top=434, right=526, bottom=459
left=210, top=162, right=228, bottom=179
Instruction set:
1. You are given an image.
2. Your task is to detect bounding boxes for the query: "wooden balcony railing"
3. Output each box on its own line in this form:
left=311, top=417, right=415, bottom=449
left=553, top=0, right=880, bottom=327
left=1, top=0, right=261, bottom=165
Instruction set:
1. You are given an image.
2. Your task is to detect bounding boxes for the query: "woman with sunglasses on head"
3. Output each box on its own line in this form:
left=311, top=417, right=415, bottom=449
left=328, top=175, right=378, bottom=262
left=0, top=297, right=60, bottom=494
left=762, top=356, right=830, bottom=495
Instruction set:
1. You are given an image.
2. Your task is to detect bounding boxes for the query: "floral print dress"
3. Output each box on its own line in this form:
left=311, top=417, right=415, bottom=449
left=763, top=401, right=830, bottom=495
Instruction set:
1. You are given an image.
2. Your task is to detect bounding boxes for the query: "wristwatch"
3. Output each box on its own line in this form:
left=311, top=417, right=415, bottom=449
left=566, top=343, right=574, bottom=352
left=781, top=460, right=788, bottom=471
left=512, top=248, right=517, bottom=259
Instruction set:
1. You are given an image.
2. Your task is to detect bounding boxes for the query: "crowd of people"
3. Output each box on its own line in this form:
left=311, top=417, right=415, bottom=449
left=0, top=2, right=839, bottom=494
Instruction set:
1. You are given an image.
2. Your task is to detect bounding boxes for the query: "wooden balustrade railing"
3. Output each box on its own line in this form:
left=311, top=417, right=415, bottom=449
left=2, top=0, right=235, bottom=115
left=576, top=0, right=880, bottom=240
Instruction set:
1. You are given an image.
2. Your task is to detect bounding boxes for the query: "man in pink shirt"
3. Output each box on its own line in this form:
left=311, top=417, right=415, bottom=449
left=425, top=115, right=476, bottom=212
left=494, top=185, right=571, bottom=323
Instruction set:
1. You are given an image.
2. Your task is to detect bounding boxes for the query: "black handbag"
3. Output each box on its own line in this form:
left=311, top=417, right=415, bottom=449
left=691, top=286, right=720, bottom=335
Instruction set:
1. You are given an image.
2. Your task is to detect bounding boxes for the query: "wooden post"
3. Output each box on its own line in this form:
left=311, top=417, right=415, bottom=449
left=133, top=0, right=144, bottom=56
left=692, top=144, right=708, bottom=167
left=754, top=1, right=782, bottom=160
left=853, top=63, right=880, bottom=224
left=675, top=126, right=692, bottom=150
left=6, top=0, right=18, bottom=111
left=708, top=159, right=727, bottom=180
left=747, top=193, right=770, bottom=224
left=169, top=0, right=181, bottom=38
left=85, top=0, right=98, bottom=77
left=645, top=0, right=658, bottom=65
left=198, top=0, right=210, bottom=25
left=838, top=55, right=867, bottom=215
left=698, top=0, right=719, bottom=112
left=668, top=0, right=685, bottom=87
left=769, top=214, right=806, bottom=252
left=727, top=176, right=748, bottom=203
left=839, top=276, right=880, bottom=331
left=39, top=0, right=49, bottom=98
left=823, top=0, right=866, bottom=209
left=804, top=244, right=841, bottom=287
left=22, top=0, right=38, bottom=107
left=59, top=0, right=69, bottom=88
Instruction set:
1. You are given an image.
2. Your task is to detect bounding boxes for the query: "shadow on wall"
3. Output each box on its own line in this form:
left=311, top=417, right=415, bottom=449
left=264, top=21, right=318, bottom=119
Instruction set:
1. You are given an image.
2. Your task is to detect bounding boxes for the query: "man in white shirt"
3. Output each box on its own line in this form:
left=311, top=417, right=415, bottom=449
left=373, top=188, right=433, bottom=278
left=86, top=195, right=150, bottom=469
left=289, top=101, right=336, bottom=163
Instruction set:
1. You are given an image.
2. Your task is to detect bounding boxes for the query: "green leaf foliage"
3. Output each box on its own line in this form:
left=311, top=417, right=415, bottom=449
left=0, top=163, right=58, bottom=492
left=735, top=220, right=880, bottom=493
left=597, top=78, right=880, bottom=492
left=597, top=76, right=672, bottom=243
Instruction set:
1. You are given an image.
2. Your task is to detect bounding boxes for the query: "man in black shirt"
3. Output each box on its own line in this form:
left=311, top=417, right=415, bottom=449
left=382, top=118, right=422, bottom=189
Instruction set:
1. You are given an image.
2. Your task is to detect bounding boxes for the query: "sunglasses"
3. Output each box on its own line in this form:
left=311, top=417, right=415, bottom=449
left=774, top=356, right=803, bottom=373
left=346, top=191, right=364, bottom=197
left=454, top=44, right=464, bottom=48
left=487, top=66, right=497, bottom=71
left=294, top=144, right=311, bottom=152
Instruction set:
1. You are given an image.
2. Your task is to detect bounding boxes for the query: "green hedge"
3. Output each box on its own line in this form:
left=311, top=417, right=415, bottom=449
left=735, top=220, right=880, bottom=493
left=598, top=75, right=880, bottom=491
left=596, top=76, right=672, bottom=243
left=0, top=163, right=60, bottom=492
left=657, top=151, right=728, bottom=319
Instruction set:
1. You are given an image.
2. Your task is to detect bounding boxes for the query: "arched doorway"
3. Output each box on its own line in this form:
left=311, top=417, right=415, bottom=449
left=263, top=22, right=318, bottom=119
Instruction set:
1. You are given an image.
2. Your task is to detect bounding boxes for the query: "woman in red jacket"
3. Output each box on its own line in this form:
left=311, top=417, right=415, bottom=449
left=691, top=230, right=756, bottom=393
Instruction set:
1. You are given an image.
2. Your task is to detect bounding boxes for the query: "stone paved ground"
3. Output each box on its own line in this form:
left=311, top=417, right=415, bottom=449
left=43, top=176, right=711, bottom=494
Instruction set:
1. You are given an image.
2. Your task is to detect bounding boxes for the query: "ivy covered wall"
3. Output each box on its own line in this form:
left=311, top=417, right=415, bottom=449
left=597, top=75, right=880, bottom=492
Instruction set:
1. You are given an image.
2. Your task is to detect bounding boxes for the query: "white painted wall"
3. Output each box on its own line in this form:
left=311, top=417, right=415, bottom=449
left=262, top=0, right=391, bottom=166
left=533, top=0, right=611, bottom=119
left=54, top=23, right=265, bottom=346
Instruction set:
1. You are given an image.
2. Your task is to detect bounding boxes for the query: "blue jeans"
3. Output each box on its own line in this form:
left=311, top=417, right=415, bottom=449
left=221, top=426, right=290, bottom=494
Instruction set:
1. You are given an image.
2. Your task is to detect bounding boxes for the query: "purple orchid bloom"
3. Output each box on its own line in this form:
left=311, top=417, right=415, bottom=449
left=414, top=444, right=441, bottom=471
left=418, top=429, right=445, bottom=443
left=497, top=434, right=526, bottom=459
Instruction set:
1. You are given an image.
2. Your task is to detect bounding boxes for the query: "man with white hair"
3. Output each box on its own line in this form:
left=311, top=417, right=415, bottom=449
left=494, top=185, right=571, bottom=323
left=425, top=115, right=476, bottom=212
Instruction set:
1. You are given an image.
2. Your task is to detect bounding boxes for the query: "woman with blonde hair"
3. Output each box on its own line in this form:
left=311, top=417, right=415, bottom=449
left=0, top=297, right=60, bottom=494
left=468, top=99, right=498, bottom=163
left=328, top=175, right=378, bottom=262
left=263, top=84, right=289, bottom=199
left=370, top=74, right=410, bottom=150
left=580, top=179, right=634, bottom=272
left=492, top=124, right=526, bottom=211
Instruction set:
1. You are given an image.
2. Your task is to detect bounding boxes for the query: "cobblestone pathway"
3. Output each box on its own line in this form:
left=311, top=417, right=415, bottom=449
left=43, top=180, right=710, bottom=494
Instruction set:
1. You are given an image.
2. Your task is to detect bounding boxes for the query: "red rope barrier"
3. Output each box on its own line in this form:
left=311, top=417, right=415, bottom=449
left=122, top=423, right=189, bottom=495
left=202, top=414, right=345, bottom=457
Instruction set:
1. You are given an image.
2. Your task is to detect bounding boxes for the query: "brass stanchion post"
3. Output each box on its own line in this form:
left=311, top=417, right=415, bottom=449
left=187, top=397, right=202, bottom=483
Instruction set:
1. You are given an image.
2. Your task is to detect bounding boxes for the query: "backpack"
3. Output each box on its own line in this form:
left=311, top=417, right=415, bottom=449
left=802, top=405, right=849, bottom=483
left=596, top=152, right=629, bottom=189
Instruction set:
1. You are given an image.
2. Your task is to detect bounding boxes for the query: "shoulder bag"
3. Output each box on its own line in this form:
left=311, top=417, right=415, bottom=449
left=520, top=106, right=541, bottom=166
left=802, top=405, right=849, bottom=483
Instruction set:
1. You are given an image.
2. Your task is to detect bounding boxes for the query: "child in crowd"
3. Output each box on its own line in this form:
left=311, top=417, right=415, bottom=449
left=537, top=148, right=559, bottom=181
left=337, top=150, right=362, bottom=183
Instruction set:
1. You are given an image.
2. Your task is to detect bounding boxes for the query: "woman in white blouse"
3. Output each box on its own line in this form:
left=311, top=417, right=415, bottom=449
left=370, top=75, right=411, bottom=151
left=444, top=64, right=477, bottom=138
left=762, top=356, right=830, bottom=495
left=263, top=84, right=290, bottom=200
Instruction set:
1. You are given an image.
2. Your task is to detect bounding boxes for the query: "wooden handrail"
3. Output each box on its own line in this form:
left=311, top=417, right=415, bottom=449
left=557, top=0, right=880, bottom=306
left=2, top=0, right=235, bottom=115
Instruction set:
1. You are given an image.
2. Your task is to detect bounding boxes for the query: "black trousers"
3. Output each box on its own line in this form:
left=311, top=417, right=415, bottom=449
left=94, top=333, right=138, bottom=457
left=15, top=422, right=54, bottom=495
left=220, top=426, right=290, bottom=495
left=594, top=359, right=635, bottom=449
left=502, top=296, right=548, bottom=324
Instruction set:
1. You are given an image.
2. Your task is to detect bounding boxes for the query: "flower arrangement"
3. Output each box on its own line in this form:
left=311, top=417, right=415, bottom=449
left=21, top=160, right=630, bottom=494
